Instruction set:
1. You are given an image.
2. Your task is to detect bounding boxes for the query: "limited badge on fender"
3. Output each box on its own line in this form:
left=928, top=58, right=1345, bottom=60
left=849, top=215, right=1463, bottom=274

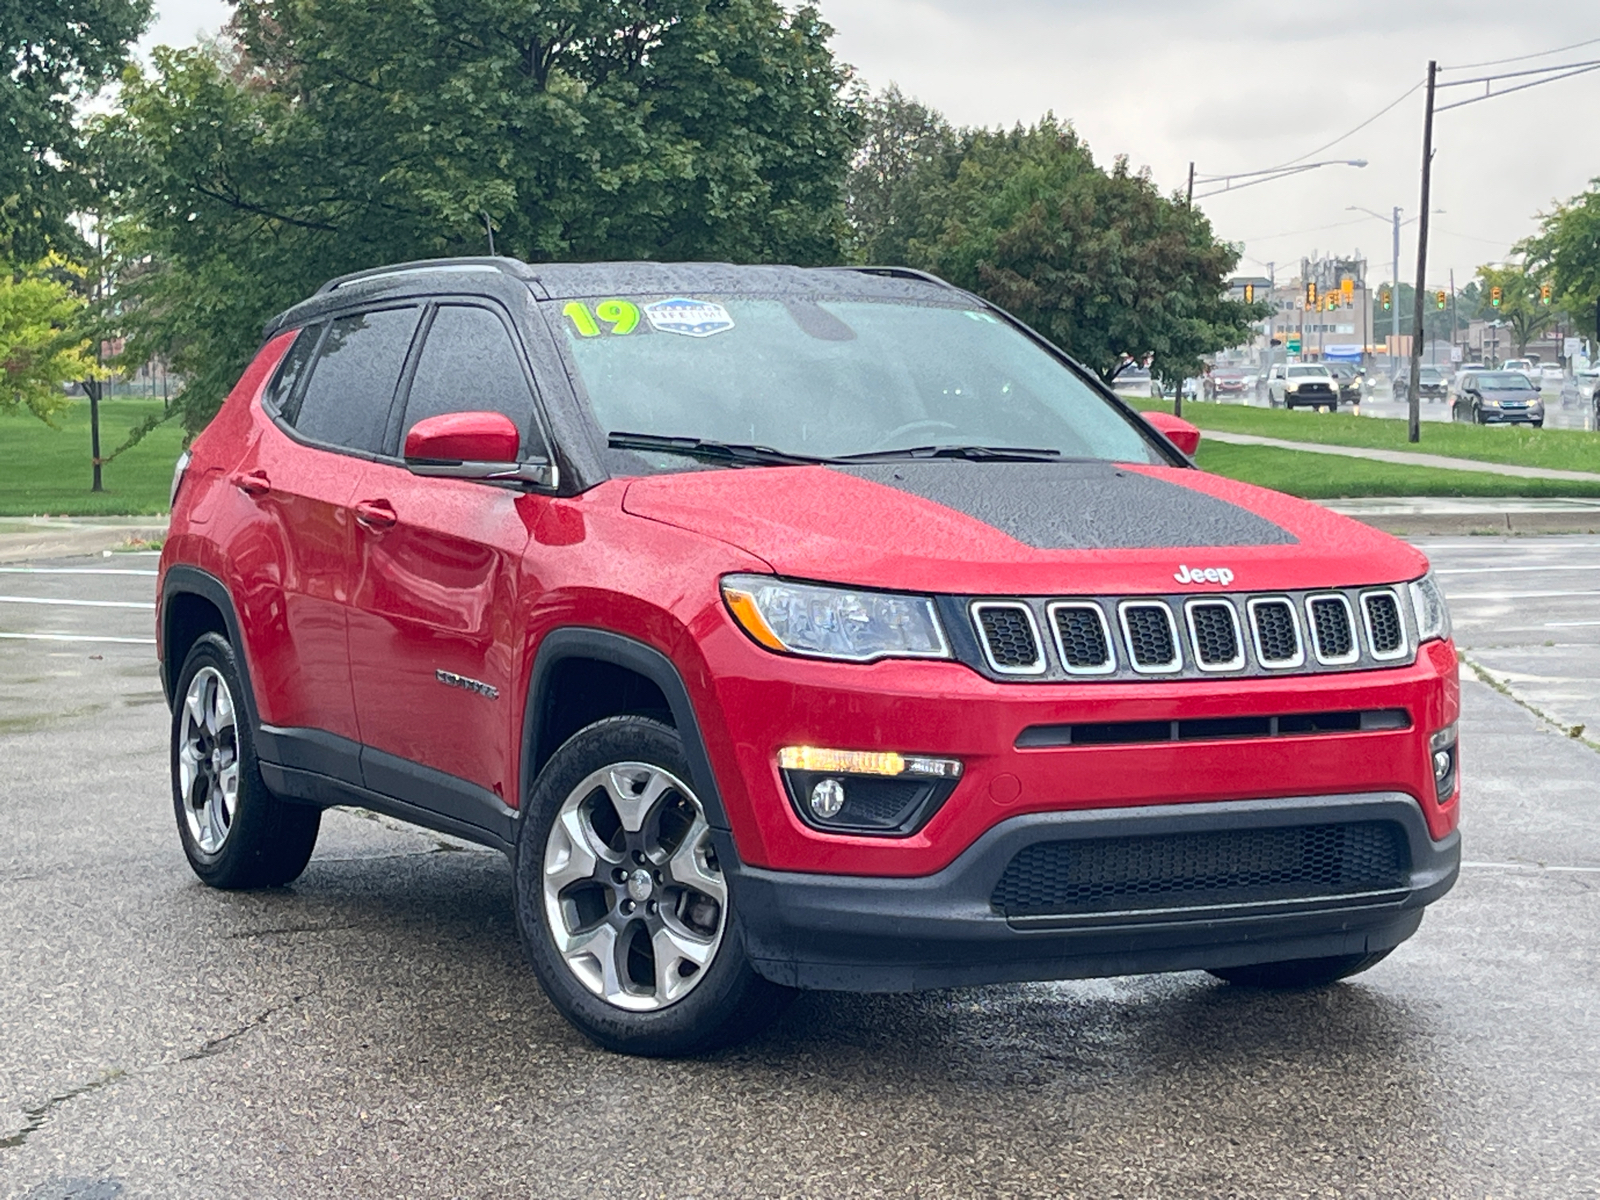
left=643, top=297, right=735, bottom=338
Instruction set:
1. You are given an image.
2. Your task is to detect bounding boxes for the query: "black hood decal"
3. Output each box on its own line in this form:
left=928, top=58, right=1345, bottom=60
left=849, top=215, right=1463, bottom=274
left=832, top=461, right=1297, bottom=550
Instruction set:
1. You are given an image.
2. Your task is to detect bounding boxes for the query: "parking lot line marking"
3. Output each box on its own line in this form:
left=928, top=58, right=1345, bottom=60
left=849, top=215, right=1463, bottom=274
left=1441, top=590, right=1600, bottom=601
left=1462, top=861, right=1600, bottom=874
left=1544, top=620, right=1600, bottom=628
left=0, top=595, right=155, bottom=610
left=0, top=632, right=156, bottom=644
left=1436, top=564, right=1600, bottom=575
left=0, top=567, right=159, bottom=577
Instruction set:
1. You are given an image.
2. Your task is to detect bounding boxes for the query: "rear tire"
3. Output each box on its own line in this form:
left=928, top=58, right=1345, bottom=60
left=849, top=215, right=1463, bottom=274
left=1208, top=948, right=1392, bottom=989
left=514, top=715, right=795, bottom=1056
left=171, top=633, right=320, bottom=889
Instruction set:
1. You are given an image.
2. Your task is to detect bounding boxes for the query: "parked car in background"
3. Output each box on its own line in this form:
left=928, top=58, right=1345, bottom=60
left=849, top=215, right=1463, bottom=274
left=1451, top=369, right=1545, bottom=426
left=1111, top=365, right=1158, bottom=400
left=1561, top=367, right=1599, bottom=413
left=1205, top=366, right=1254, bottom=401
left=1326, top=363, right=1364, bottom=406
left=1417, top=366, right=1449, bottom=402
left=1268, top=364, right=1339, bottom=409
left=1538, top=362, right=1565, bottom=388
left=1501, top=358, right=1536, bottom=382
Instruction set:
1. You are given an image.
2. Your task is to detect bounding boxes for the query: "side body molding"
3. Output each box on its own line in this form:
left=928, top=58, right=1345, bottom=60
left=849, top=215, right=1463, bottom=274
left=521, top=628, right=732, bottom=832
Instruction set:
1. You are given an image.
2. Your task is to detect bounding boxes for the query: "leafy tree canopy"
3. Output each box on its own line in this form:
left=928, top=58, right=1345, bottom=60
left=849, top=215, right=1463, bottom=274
left=1, top=257, right=102, bottom=422
left=2, top=0, right=151, bottom=259
left=98, top=0, right=859, bottom=433
left=848, top=105, right=1264, bottom=385
left=1520, top=178, right=1600, bottom=336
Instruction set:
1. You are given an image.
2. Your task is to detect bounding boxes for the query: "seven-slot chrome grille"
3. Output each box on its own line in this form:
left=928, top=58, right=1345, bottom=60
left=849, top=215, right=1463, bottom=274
left=955, top=585, right=1416, bottom=682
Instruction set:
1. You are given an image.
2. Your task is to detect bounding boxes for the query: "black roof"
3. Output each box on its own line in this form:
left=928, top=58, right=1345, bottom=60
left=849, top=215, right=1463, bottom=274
left=266, top=257, right=962, bottom=336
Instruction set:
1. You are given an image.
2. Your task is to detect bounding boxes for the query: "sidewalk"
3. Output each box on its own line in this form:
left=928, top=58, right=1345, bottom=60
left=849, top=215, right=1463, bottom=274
left=0, top=516, right=169, bottom=563
left=1319, top=496, right=1600, bottom=536
left=1204, top=429, right=1600, bottom=484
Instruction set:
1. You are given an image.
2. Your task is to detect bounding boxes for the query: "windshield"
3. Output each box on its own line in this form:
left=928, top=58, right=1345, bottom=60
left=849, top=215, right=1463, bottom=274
left=1478, top=372, right=1534, bottom=390
left=554, top=295, right=1165, bottom=468
left=1287, top=366, right=1329, bottom=378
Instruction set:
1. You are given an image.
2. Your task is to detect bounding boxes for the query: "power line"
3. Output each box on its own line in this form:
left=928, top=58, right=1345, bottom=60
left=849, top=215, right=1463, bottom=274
left=1436, top=60, right=1600, bottom=113
left=1267, top=81, right=1422, bottom=171
left=1442, top=34, right=1600, bottom=72
left=1239, top=216, right=1371, bottom=243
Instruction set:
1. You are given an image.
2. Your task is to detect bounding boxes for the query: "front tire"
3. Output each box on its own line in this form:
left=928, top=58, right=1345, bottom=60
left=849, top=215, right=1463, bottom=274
left=171, top=633, right=320, bottom=889
left=1208, top=948, right=1392, bottom=989
left=514, top=715, right=794, bottom=1056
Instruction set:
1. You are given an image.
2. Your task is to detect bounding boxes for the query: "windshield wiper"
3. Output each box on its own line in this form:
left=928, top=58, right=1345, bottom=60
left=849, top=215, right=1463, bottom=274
left=608, top=432, right=827, bottom=467
left=834, top=444, right=1065, bottom=463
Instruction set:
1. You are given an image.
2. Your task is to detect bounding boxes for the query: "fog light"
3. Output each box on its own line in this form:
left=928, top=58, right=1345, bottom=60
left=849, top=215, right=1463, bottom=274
left=809, top=778, right=846, bottom=820
left=1429, top=721, right=1458, bottom=801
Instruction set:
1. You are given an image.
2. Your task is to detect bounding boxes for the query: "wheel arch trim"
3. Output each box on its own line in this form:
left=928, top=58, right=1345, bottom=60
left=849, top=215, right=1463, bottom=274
left=521, top=628, right=731, bottom=833
left=159, top=565, right=261, bottom=733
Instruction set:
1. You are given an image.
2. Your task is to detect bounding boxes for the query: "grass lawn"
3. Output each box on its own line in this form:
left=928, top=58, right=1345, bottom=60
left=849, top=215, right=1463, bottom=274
left=1195, top=441, right=1600, bottom=500
left=1138, top=398, right=1600, bottom=475
left=0, top=399, right=185, bottom=517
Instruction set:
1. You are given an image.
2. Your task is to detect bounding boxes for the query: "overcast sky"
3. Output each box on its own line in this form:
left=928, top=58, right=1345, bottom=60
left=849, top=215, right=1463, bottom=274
left=140, top=0, right=1599, bottom=287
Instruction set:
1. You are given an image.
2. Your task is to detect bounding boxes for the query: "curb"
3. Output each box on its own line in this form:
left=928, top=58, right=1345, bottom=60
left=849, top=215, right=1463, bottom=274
left=1338, top=512, right=1600, bottom=537
left=0, top=522, right=169, bottom=563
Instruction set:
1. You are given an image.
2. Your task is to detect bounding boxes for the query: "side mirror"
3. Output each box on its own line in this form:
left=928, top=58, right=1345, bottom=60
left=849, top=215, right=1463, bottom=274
left=404, top=411, right=557, bottom=488
left=1142, top=411, right=1201, bottom=457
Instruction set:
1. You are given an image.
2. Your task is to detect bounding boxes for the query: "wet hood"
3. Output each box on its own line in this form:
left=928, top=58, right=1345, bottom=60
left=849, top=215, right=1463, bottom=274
left=622, top=460, right=1427, bottom=596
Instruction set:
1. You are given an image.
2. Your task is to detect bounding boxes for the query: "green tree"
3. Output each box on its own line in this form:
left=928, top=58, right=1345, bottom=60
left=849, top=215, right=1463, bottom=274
left=1521, top=179, right=1600, bottom=340
left=0, top=258, right=102, bottom=423
left=99, top=0, right=859, bottom=434
left=2, top=0, right=151, bottom=259
left=1475, top=261, right=1555, bottom=355
left=845, top=84, right=959, bottom=265
left=897, top=117, right=1264, bottom=387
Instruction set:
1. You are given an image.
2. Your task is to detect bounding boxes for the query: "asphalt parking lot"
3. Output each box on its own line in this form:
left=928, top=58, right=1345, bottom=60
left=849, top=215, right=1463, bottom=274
left=2, top=541, right=1598, bottom=1199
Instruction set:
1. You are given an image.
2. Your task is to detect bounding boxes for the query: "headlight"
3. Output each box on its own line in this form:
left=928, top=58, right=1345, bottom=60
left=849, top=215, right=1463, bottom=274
left=1408, top=572, right=1451, bottom=643
left=1285, top=381, right=1300, bottom=392
left=721, top=575, right=950, bottom=662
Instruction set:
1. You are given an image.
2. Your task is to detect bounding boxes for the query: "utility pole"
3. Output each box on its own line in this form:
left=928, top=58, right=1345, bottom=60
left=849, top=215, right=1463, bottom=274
left=1406, top=60, right=1438, bottom=444
left=1186, top=162, right=1195, bottom=207
left=1262, top=262, right=1275, bottom=401
left=1390, top=207, right=1402, bottom=381
left=89, top=224, right=104, bottom=493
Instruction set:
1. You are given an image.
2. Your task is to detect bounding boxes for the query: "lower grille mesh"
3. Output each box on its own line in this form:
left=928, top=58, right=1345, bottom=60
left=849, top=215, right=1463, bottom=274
left=1309, top=597, right=1355, bottom=659
left=991, top=822, right=1410, bottom=918
left=1364, top=592, right=1404, bottom=655
left=976, top=605, right=1041, bottom=670
left=1252, top=600, right=1300, bottom=663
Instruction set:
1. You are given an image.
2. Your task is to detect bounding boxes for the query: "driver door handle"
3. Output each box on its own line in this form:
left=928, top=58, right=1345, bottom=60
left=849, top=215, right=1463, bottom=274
left=229, top=469, right=271, bottom=497
left=355, top=499, right=398, bottom=531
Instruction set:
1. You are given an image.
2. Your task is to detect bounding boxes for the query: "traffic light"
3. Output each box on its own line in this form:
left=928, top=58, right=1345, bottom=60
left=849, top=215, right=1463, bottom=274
left=1306, top=282, right=1318, bottom=307
left=1326, top=295, right=1338, bottom=312
left=1491, top=285, right=1503, bottom=308
left=1435, top=290, right=1447, bottom=310
left=1381, top=289, right=1392, bottom=311
left=1540, top=283, right=1552, bottom=306
left=1243, top=283, right=1254, bottom=303
left=1340, top=278, right=1355, bottom=307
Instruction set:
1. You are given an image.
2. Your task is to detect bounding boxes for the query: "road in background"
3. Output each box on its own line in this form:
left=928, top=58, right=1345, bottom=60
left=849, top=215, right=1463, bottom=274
left=2, top=549, right=1598, bottom=1198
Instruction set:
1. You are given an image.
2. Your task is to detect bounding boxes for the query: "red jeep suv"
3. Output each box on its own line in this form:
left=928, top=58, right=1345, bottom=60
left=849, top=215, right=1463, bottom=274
left=159, top=259, right=1460, bottom=1055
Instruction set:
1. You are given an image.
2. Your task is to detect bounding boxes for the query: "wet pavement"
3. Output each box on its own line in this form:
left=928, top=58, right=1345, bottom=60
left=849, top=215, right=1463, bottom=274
left=2, top=547, right=1599, bottom=1198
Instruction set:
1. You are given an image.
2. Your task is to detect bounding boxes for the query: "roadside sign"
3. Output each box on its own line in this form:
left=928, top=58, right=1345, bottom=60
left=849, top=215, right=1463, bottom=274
left=1286, top=335, right=1302, bottom=354
left=1565, top=337, right=1582, bottom=358
left=1450, top=345, right=1463, bottom=362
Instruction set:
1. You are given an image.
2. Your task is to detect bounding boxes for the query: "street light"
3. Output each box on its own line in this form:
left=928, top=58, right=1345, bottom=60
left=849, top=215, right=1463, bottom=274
left=1189, top=159, right=1367, bottom=203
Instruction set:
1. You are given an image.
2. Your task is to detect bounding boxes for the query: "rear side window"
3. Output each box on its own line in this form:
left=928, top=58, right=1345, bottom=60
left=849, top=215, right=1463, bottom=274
left=400, top=305, right=547, bottom=458
left=265, top=325, right=321, bottom=414
left=288, top=307, right=420, bottom=453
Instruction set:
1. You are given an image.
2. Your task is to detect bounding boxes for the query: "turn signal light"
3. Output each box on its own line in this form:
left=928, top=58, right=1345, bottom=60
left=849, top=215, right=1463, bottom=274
left=778, top=746, right=963, bottom=778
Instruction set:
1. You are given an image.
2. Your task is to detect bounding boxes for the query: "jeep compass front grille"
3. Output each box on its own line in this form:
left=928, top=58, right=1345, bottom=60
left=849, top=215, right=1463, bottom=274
left=972, top=602, right=1044, bottom=674
left=990, top=821, right=1411, bottom=920
left=955, top=585, right=1418, bottom=682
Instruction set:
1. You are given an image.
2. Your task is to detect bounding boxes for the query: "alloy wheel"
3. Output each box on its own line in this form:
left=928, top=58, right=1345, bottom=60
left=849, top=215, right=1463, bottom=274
left=542, top=762, right=726, bottom=1012
left=177, top=666, right=239, bottom=855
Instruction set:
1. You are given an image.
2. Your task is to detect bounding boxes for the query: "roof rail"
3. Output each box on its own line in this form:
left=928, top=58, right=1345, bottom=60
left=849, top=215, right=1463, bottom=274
left=830, top=265, right=955, bottom=288
left=314, top=256, right=536, bottom=295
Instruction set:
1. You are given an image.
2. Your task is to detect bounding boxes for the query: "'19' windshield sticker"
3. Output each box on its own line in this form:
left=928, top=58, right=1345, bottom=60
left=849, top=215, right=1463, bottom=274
left=563, top=300, right=641, bottom=337
left=643, top=297, right=735, bottom=338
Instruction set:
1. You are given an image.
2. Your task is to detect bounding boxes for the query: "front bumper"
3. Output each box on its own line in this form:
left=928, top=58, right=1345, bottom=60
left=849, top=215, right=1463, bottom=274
left=732, top=791, right=1458, bottom=991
